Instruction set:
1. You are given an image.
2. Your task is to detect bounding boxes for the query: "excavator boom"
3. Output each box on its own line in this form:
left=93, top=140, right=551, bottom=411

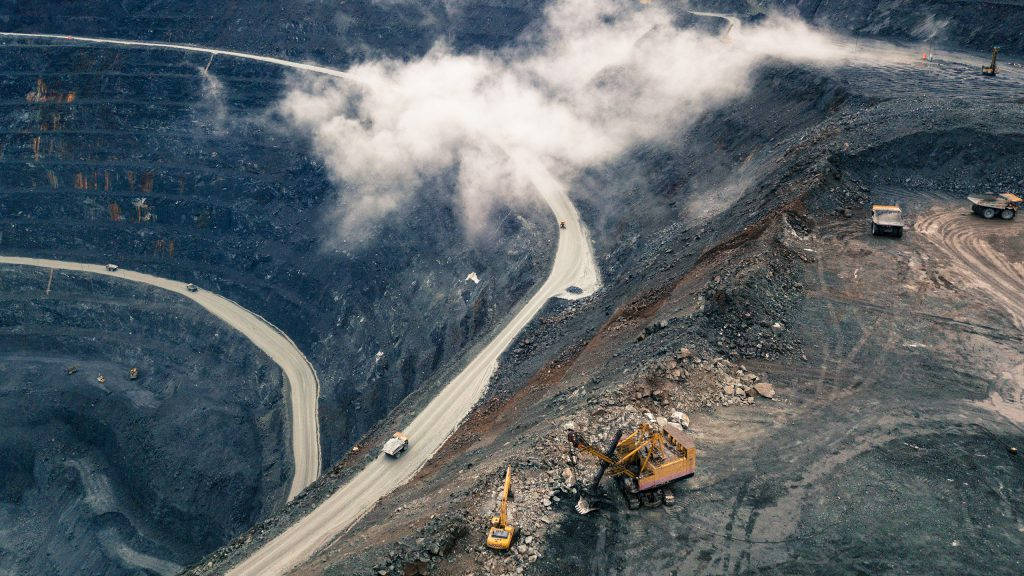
left=498, top=465, right=511, bottom=524
left=575, top=430, right=624, bottom=514
left=983, top=46, right=999, bottom=76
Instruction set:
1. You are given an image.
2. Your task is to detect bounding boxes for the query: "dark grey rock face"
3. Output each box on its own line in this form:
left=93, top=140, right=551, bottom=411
left=0, top=0, right=548, bottom=65
left=767, top=0, right=1024, bottom=54
left=0, top=266, right=289, bottom=575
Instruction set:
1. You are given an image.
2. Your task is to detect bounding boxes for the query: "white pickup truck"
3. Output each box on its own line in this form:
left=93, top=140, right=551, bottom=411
left=382, top=432, right=409, bottom=457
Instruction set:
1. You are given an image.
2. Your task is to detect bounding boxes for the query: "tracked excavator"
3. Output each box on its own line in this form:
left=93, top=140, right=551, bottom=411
left=485, top=465, right=515, bottom=550
left=568, top=422, right=696, bottom=513
left=982, top=47, right=999, bottom=76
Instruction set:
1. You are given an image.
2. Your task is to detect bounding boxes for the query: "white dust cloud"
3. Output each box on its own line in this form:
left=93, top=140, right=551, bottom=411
left=279, top=0, right=858, bottom=243
left=198, top=67, right=228, bottom=134
left=912, top=14, right=949, bottom=43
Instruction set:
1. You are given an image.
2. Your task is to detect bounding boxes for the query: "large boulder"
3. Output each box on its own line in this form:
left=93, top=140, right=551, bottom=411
left=753, top=382, right=776, bottom=399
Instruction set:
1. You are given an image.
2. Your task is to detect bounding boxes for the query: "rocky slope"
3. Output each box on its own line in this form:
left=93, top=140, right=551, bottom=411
left=770, top=0, right=1024, bottom=55
left=0, top=0, right=546, bottom=65
left=278, top=29, right=1024, bottom=576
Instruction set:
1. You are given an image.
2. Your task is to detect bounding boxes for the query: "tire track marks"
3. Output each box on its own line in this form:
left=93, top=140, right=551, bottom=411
left=916, top=211, right=1024, bottom=331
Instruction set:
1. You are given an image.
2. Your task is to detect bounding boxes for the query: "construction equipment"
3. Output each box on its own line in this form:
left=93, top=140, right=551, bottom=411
left=560, top=220, right=566, bottom=230
left=66, top=365, right=78, bottom=375
left=485, top=465, right=516, bottom=550
left=128, top=367, right=139, bottom=380
left=982, top=47, right=999, bottom=76
left=105, top=263, right=118, bottom=272
left=382, top=432, right=409, bottom=457
left=96, top=374, right=106, bottom=384
left=185, top=283, right=199, bottom=292
left=871, top=204, right=905, bottom=238
left=969, top=192, right=1020, bottom=220
left=575, top=430, right=624, bottom=514
left=568, top=421, right=696, bottom=512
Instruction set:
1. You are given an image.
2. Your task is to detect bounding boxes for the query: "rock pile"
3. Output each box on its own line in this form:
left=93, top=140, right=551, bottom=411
left=681, top=354, right=779, bottom=407
left=374, top=347, right=778, bottom=575
left=698, top=258, right=803, bottom=360
left=371, top=516, right=468, bottom=576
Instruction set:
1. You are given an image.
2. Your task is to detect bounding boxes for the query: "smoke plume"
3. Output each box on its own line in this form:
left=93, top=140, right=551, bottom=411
left=279, top=0, right=857, bottom=243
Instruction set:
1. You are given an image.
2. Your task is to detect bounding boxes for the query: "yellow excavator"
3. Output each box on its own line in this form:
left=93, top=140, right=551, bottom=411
left=982, top=47, right=999, bottom=76
left=485, top=465, right=515, bottom=550
left=569, top=421, right=696, bottom=512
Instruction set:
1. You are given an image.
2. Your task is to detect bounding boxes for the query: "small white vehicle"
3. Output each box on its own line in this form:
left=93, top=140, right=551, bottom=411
left=185, top=283, right=199, bottom=292
left=382, top=432, right=409, bottom=457
left=105, top=263, right=119, bottom=271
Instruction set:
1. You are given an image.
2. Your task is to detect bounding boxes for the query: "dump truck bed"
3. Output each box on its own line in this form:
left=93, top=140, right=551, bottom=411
left=872, top=212, right=904, bottom=226
left=969, top=193, right=1021, bottom=209
left=382, top=432, right=409, bottom=456
left=871, top=205, right=905, bottom=228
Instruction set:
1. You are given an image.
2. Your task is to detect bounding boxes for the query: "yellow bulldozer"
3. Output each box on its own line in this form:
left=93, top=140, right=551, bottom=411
left=485, top=465, right=515, bottom=550
left=568, top=421, right=696, bottom=513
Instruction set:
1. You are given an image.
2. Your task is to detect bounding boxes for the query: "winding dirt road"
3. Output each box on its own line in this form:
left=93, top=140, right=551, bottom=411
left=0, top=31, right=352, bottom=79
left=0, top=256, right=322, bottom=500
left=225, top=147, right=600, bottom=576
left=0, top=31, right=602, bottom=575
left=687, top=10, right=742, bottom=36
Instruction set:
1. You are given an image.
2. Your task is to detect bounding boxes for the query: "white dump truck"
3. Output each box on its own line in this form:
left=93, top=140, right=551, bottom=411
left=382, top=432, right=409, bottom=457
left=105, top=263, right=119, bottom=271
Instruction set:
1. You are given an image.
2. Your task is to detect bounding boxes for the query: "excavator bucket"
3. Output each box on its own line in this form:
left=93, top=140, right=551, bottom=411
left=574, top=429, right=623, bottom=515
left=575, top=496, right=595, bottom=515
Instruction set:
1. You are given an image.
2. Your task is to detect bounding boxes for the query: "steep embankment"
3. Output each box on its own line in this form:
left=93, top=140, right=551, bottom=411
left=0, top=0, right=547, bottom=65
left=222, top=149, right=600, bottom=576
left=767, top=0, right=1024, bottom=55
